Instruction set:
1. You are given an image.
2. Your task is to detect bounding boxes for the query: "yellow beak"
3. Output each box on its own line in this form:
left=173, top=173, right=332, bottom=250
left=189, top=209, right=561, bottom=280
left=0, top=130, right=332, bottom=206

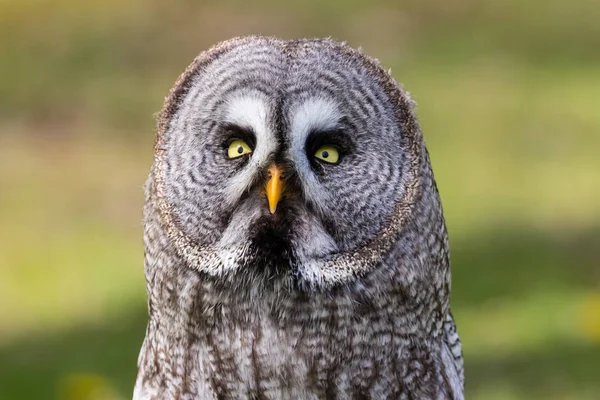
left=265, top=164, right=284, bottom=214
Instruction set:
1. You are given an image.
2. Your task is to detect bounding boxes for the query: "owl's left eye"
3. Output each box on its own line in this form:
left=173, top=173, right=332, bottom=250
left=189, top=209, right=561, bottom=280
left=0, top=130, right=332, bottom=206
left=227, top=139, right=253, bottom=158
left=314, top=145, right=340, bottom=164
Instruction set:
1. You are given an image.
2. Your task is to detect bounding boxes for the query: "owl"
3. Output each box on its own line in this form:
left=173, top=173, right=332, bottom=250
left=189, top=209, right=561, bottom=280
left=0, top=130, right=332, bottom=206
left=134, top=36, right=464, bottom=400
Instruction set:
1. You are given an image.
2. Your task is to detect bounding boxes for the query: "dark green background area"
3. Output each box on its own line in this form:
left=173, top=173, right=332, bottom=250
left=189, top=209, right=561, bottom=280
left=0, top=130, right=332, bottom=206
left=1, top=1, right=599, bottom=399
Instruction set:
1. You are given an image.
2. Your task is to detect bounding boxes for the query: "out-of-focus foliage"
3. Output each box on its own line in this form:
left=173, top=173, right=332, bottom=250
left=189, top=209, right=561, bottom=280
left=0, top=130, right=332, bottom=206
left=0, top=1, right=598, bottom=399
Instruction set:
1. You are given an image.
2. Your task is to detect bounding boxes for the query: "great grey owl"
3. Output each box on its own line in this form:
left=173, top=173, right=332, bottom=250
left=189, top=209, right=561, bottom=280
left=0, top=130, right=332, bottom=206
left=134, top=36, right=464, bottom=400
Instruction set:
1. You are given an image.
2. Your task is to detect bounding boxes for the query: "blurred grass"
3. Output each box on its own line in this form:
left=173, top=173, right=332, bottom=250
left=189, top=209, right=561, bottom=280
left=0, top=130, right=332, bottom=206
left=0, top=0, right=599, bottom=399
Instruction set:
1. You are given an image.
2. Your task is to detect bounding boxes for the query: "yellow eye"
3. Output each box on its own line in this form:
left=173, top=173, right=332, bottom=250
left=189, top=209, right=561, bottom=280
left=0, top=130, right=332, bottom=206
left=314, top=145, right=340, bottom=164
left=227, top=139, right=252, bottom=158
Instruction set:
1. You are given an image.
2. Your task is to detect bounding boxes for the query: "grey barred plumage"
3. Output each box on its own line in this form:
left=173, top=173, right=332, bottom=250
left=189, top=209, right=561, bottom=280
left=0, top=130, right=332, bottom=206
left=134, top=36, right=464, bottom=399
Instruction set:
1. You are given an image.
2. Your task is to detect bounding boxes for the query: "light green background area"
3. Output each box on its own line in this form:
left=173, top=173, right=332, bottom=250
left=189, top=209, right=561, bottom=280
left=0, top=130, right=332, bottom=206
left=1, top=1, right=599, bottom=399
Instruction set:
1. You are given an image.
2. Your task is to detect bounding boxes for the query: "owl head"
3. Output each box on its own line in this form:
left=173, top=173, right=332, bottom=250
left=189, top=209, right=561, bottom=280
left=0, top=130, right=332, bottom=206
left=148, top=36, right=446, bottom=293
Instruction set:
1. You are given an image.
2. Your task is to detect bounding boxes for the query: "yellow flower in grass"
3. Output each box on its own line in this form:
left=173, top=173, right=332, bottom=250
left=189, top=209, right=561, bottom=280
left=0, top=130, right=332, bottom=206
left=578, top=291, right=600, bottom=342
left=59, top=373, right=122, bottom=400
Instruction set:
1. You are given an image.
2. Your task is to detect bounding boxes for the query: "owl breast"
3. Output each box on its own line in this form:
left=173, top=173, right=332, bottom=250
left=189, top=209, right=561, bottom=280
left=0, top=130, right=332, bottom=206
left=136, top=292, right=455, bottom=400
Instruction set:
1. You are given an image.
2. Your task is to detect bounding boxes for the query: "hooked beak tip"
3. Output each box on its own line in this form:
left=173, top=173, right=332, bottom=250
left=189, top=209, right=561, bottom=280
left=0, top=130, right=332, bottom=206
left=269, top=203, right=277, bottom=214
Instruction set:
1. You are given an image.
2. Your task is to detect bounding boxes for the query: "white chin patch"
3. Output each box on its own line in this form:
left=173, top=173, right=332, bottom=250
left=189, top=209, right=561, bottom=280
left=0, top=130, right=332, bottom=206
left=216, top=195, right=338, bottom=276
left=292, top=212, right=339, bottom=260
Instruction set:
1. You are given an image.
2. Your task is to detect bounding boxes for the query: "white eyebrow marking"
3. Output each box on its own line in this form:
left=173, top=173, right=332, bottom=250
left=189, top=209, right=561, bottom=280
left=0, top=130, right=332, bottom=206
left=222, top=93, right=277, bottom=205
left=288, top=96, right=342, bottom=214
left=291, top=97, right=341, bottom=138
left=224, top=94, right=269, bottom=136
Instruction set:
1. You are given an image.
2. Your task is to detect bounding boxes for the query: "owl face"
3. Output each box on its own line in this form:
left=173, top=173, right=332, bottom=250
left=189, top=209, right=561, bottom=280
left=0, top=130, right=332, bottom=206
left=155, top=37, right=418, bottom=288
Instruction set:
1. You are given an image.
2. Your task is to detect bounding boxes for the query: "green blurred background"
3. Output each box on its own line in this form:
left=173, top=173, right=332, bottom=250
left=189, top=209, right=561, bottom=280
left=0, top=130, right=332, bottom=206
left=1, top=0, right=599, bottom=399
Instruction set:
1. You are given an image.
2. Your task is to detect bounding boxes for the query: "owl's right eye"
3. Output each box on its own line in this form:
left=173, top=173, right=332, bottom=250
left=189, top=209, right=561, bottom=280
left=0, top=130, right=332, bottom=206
left=227, top=139, right=253, bottom=158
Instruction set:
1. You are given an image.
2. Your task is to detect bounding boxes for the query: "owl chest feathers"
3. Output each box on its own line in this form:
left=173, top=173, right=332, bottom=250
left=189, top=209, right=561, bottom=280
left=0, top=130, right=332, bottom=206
left=135, top=283, right=461, bottom=400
